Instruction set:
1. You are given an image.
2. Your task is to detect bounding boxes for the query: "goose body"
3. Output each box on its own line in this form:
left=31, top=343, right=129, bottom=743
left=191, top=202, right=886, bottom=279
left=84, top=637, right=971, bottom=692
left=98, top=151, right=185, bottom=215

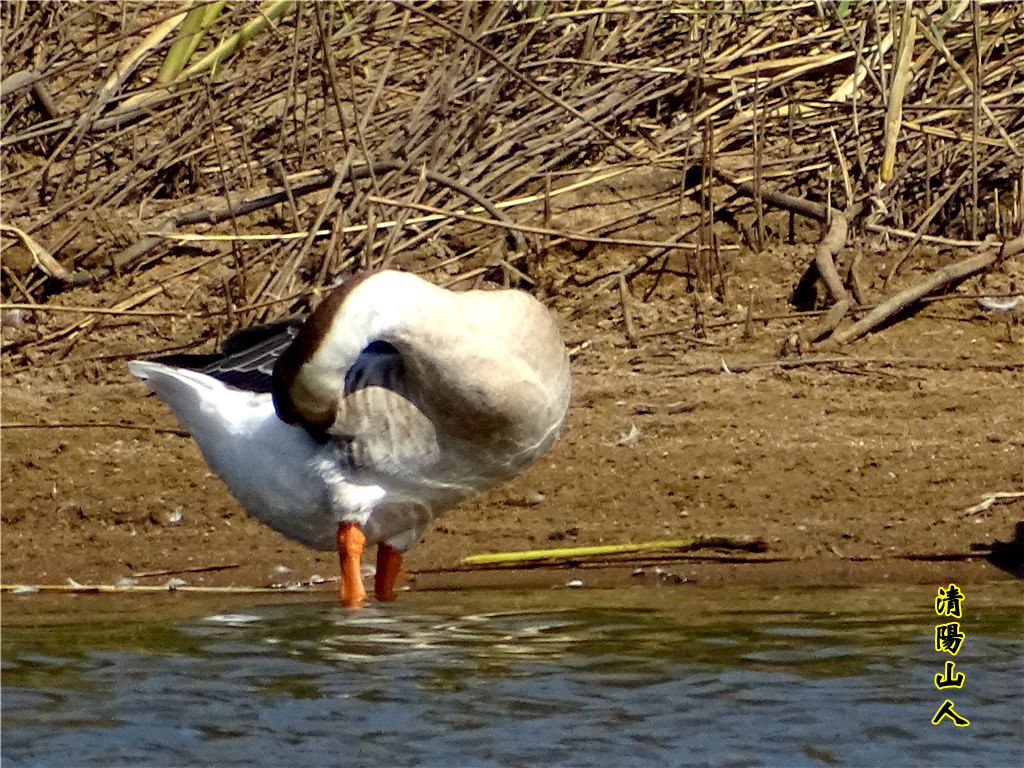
left=129, top=270, right=571, bottom=605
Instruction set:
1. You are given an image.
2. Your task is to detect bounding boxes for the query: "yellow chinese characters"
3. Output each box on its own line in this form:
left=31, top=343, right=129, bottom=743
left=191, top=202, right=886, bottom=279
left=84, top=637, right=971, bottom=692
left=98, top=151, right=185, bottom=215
left=931, top=584, right=969, bottom=728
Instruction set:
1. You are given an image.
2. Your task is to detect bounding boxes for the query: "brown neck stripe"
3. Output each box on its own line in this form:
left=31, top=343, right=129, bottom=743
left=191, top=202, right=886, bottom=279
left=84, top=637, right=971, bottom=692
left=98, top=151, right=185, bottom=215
left=272, top=272, right=371, bottom=426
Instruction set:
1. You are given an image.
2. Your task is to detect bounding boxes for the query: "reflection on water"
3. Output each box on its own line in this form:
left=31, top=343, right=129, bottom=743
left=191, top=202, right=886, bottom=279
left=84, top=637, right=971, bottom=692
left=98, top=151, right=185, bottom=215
left=2, top=585, right=1021, bottom=767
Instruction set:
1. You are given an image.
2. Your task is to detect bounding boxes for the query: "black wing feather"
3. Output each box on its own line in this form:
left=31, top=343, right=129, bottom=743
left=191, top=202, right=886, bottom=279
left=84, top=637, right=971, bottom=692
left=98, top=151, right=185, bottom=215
left=150, top=318, right=304, bottom=393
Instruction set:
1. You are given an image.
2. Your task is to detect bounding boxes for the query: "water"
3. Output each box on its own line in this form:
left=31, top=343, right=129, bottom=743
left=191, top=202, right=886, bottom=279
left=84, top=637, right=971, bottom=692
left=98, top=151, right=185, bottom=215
left=2, top=584, right=1021, bottom=767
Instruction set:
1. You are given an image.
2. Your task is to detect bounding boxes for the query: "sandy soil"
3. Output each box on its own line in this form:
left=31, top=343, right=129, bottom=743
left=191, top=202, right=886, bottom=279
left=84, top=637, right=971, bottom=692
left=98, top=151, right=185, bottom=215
left=3, top=272, right=1022, bottom=597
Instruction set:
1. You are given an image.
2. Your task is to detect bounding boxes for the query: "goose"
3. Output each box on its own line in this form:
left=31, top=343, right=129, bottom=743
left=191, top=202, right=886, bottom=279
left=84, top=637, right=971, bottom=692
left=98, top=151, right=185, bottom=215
left=129, top=270, right=571, bottom=607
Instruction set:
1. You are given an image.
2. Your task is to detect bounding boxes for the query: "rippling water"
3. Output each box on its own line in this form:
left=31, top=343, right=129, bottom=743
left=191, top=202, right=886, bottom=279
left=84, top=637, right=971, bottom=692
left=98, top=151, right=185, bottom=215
left=2, top=584, right=1021, bottom=767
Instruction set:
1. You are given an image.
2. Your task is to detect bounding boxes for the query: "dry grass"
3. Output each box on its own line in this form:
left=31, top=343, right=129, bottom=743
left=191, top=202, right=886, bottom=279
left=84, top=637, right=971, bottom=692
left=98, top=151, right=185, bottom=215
left=2, top=1, right=1022, bottom=363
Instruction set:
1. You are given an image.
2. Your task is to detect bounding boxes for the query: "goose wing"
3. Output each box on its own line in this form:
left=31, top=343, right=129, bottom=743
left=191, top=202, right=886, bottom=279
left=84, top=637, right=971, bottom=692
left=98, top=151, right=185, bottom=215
left=203, top=320, right=303, bottom=393
left=150, top=319, right=303, bottom=394
left=325, top=343, right=441, bottom=477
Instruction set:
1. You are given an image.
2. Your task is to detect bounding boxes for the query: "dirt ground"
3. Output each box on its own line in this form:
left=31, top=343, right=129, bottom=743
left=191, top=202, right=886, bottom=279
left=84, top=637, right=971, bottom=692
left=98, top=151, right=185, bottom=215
left=3, top=244, right=1022, bottom=598
left=2, top=0, right=1022, bottom=613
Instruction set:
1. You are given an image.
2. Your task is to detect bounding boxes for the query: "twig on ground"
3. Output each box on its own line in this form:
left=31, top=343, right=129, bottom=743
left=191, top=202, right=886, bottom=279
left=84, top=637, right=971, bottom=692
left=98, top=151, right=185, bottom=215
left=0, top=582, right=322, bottom=595
left=617, top=274, right=639, bottom=347
left=131, top=563, right=241, bottom=578
left=368, top=195, right=726, bottom=253
left=710, top=168, right=859, bottom=311
left=669, top=355, right=1024, bottom=377
left=820, top=235, right=1024, bottom=350
left=961, top=491, right=1024, bottom=517
left=452, top=535, right=768, bottom=570
left=1, top=421, right=190, bottom=437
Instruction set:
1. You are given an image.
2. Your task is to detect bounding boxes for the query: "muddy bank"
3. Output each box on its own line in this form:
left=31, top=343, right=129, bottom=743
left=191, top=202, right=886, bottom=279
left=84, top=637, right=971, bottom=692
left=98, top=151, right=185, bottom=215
left=3, top=313, right=1021, bottom=597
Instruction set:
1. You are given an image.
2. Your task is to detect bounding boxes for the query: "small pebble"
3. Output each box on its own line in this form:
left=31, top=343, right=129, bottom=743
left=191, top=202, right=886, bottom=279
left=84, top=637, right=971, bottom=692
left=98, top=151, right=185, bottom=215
left=565, top=579, right=584, bottom=589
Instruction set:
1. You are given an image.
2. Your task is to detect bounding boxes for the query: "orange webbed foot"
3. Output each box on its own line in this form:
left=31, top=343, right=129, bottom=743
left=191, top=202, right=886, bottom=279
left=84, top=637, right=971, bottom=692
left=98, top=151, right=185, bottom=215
left=374, top=543, right=403, bottom=602
left=337, top=522, right=367, bottom=608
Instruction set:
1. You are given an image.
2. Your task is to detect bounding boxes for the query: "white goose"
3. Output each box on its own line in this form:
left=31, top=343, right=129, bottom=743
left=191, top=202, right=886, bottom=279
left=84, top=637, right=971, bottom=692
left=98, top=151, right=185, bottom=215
left=129, top=270, right=571, bottom=606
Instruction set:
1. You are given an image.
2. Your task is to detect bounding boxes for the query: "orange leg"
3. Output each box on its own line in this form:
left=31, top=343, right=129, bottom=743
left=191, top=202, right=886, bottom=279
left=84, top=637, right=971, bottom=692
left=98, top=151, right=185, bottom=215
left=337, top=522, right=366, bottom=608
left=374, top=543, right=403, bottom=602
